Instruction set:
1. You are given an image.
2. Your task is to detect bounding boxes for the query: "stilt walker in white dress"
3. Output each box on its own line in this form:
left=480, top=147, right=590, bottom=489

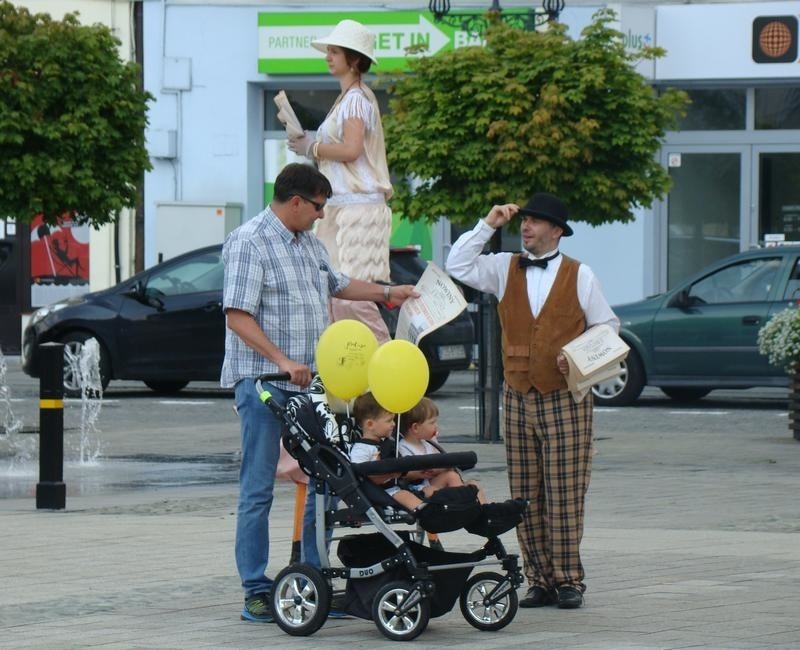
left=289, top=20, right=393, bottom=343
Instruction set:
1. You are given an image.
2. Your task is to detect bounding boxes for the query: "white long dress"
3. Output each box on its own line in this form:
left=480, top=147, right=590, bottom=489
left=315, top=85, right=393, bottom=343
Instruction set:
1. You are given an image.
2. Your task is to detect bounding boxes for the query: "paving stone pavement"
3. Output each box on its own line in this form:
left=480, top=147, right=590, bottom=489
left=1, top=362, right=800, bottom=648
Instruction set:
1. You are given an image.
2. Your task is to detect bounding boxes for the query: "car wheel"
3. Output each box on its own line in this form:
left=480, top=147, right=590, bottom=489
left=660, top=387, right=711, bottom=402
left=59, top=332, right=111, bottom=398
left=143, top=380, right=189, bottom=394
left=592, top=348, right=645, bottom=406
left=425, top=370, right=450, bottom=395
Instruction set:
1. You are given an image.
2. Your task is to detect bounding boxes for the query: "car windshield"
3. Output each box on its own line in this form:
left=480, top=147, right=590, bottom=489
left=146, top=252, right=223, bottom=296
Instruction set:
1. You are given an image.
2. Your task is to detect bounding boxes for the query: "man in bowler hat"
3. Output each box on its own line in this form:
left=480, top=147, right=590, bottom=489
left=446, top=193, right=619, bottom=609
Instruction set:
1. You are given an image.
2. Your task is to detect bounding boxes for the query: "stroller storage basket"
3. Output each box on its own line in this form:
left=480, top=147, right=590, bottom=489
left=338, top=533, right=478, bottom=619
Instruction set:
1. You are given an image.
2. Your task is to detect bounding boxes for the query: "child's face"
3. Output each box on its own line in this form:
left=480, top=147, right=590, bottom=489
left=364, top=411, right=396, bottom=440
left=414, top=416, right=439, bottom=440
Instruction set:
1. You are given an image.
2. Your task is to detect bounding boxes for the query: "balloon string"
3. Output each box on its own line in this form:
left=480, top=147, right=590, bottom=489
left=395, top=415, right=401, bottom=457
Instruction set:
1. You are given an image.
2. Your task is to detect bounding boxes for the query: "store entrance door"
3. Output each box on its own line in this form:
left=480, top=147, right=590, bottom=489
left=661, top=147, right=750, bottom=290
left=754, top=147, right=800, bottom=244
left=0, top=219, right=21, bottom=354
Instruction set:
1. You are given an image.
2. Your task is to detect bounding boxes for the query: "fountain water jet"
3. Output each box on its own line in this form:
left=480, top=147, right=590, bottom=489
left=0, top=347, right=36, bottom=477
left=76, top=338, right=103, bottom=464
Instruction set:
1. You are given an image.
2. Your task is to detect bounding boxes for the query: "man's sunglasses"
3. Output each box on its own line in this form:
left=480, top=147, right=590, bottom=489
left=293, top=193, right=326, bottom=212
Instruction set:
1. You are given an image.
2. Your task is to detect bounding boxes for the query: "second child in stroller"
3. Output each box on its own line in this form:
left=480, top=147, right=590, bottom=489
left=397, top=396, right=488, bottom=503
left=351, top=392, right=527, bottom=536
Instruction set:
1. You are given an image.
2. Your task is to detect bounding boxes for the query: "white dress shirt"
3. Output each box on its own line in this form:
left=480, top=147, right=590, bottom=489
left=446, top=219, right=620, bottom=332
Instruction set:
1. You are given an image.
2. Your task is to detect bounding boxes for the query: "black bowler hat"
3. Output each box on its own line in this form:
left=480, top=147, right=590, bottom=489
left=517, top=192, right=573, bottom=237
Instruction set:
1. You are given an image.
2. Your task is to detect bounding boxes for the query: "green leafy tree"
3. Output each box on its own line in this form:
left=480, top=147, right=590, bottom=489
left=0, top=1, right=152, bottom=227
left=383, top=10, right=688, bottom=227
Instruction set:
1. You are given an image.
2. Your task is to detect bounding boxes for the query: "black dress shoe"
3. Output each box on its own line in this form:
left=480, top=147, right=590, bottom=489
left=556, top=586, right=584, bottom=609
left=519, top=586, right=555, bottom=608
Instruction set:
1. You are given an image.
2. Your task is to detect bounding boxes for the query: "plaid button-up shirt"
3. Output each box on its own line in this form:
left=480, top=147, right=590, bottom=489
left=220, top=207, right=349, bottom=391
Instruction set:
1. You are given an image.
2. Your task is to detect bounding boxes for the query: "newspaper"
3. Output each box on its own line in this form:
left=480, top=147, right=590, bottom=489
left=560, top=324, right=630, bottom=403
left=394, top=262, right=468, bottom=346
left=273, top=90, right=305, bottom=139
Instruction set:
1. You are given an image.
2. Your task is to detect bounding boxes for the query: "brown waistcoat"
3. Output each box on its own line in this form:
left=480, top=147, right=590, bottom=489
left=498, top=254, right=586, bottom=394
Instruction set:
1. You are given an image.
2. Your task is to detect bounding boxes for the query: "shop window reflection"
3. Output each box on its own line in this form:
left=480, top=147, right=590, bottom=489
left=667, top=88, right=746, bottom=131
left=755, top=87, right=800, bottom=129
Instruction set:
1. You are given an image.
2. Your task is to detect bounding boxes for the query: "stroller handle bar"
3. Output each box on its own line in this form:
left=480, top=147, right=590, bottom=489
left=255, top=372, right=292, bottom=385
left=254, top=373, right=292, bottom=416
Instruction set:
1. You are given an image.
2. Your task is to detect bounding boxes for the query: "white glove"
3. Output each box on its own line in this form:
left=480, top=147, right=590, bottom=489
left=287, top=131, right=315, bottom=159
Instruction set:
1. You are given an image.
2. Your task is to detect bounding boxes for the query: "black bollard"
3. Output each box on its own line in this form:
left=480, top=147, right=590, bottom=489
left=36, top=342, right=66, bottom=510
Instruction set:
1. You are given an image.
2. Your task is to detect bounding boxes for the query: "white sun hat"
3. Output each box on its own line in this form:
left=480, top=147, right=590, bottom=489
left=311, top=19, right=378, bottom=65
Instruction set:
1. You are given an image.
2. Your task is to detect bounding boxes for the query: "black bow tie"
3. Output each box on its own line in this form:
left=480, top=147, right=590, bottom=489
left=519, top=252, right=560, bottom=269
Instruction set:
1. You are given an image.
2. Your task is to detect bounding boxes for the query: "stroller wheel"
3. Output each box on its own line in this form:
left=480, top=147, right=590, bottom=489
left=271, top=563, right=331, bottom=636
left=372, top=580, right=431, bottom=642
left=459, top=571, right=518, bottom=631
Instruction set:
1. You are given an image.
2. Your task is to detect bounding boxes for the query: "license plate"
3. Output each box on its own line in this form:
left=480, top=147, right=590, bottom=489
left=437, top=345, right=466, bottom=361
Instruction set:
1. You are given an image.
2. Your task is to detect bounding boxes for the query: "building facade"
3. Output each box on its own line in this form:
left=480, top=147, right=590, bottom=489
left=3, top=0, right=799, bottom=353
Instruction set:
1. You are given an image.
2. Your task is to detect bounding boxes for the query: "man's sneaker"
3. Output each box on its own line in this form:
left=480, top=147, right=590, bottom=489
left=241, top=592, right=274, bottom=623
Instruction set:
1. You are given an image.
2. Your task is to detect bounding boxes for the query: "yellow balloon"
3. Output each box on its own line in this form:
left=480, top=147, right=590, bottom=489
left=368, top=340, right=430, bottom=413
left=315, top=320, right=379, bottom=400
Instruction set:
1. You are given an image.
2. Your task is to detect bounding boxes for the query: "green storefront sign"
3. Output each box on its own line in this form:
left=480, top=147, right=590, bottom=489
left=258, top=10, right=493, bottom=74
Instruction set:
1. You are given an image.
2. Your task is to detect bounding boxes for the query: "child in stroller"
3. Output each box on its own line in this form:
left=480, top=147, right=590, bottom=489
left=256, top=373, right=527, bottom=642
left=350, top=392, right=481, bottom=512
left=397, top=396, right=488, bottom=504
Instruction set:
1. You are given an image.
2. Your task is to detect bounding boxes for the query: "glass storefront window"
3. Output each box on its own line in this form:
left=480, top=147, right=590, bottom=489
left=667, top=153, right=740, bottom=288
left=671, top=88, right=746, bottom=131
left=755, top=87, right=800, bottom=129
left=759, top=152, right=800, bottom=240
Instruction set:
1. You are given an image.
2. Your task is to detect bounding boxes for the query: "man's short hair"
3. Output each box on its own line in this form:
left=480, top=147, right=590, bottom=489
left=273, top=163, right=332, bottom=203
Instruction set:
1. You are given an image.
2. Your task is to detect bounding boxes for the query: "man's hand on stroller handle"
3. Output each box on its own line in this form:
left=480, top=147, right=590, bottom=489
left=277, top=359, right=312, bottom=387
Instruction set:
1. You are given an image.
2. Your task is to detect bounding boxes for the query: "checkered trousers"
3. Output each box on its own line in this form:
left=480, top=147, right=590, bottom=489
left=503, top=384, right=594, bottom=591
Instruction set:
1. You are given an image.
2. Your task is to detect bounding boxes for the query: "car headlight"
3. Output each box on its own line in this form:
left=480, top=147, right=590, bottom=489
left=30, top=302, right=69, bottom=326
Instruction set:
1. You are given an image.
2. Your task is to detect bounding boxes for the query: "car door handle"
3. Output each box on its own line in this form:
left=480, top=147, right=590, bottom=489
left=203, top=301, right=222, bottom=312
left=742, top=315, right=760, bottom=325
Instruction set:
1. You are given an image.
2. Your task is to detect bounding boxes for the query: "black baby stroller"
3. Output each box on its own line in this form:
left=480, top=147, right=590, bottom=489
left=256, top=374, right=525, bottom=642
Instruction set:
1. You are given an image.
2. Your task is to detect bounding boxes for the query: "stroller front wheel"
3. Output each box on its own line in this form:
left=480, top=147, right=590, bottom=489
left=459, top=571, right=519, bottom=632
left=372, top=580, right=431, bottom=642
left=271, top=563, right=331, bottom=636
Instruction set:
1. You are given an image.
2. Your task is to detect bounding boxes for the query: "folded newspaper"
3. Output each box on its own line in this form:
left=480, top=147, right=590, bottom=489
left=394, top=262, right=468, bottom=346
left=560, top=324, right=630, bottom=403
left=273, top=90, right=305, bottom=139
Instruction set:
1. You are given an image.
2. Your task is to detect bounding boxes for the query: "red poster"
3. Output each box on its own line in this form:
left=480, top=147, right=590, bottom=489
left=30, top=214, right=90, bottom=307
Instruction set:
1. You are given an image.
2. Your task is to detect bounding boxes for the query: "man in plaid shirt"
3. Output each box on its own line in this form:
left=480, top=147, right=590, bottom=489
left=222, top=163, right=416, bottom=622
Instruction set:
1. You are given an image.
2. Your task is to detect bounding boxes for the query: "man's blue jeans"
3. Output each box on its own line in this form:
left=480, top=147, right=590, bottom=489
left=234, top=378, right=300, bottom=598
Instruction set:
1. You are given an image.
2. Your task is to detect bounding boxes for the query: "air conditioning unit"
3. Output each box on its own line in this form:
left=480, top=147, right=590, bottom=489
left=154, top=202, right=243, bottom=262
